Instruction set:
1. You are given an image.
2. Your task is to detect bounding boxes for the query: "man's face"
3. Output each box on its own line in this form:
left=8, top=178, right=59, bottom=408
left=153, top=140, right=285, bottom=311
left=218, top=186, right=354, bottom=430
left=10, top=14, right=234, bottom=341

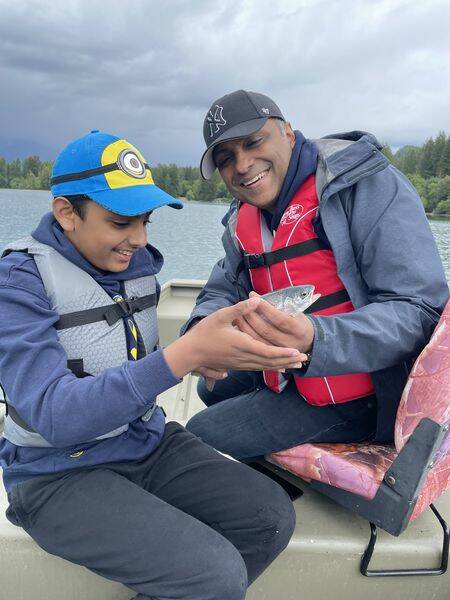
left=213, top=119, right=295, bottom=212
left=63, top=201, right=150, bottom=272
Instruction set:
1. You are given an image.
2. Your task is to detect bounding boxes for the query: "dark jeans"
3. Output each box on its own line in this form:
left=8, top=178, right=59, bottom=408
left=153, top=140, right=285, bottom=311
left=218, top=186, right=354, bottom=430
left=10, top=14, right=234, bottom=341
left=186, top=371, right=377, bottom=459
left=6, top=422, right=295, bottom=600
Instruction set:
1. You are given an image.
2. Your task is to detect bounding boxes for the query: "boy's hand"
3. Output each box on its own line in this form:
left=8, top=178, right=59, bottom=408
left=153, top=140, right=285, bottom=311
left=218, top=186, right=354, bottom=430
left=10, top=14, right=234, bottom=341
left=164, top=297, right=307, bottom=379
left=234, top=291, right=314, bottom=353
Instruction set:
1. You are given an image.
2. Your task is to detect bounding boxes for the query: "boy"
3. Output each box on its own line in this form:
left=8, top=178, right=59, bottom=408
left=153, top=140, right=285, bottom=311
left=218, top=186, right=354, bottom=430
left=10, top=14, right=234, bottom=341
left=0, top=131, right=304, bottom=600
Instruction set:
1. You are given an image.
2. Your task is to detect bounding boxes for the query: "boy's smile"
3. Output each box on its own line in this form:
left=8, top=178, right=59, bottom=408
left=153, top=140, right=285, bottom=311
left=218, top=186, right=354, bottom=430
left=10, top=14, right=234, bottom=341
left=54, top=198, right=150, bottom=272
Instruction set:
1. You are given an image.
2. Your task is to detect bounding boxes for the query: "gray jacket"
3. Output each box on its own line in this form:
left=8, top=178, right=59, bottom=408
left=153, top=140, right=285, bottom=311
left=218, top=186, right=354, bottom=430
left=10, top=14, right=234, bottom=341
left=183, top=132, right=449, bottom=441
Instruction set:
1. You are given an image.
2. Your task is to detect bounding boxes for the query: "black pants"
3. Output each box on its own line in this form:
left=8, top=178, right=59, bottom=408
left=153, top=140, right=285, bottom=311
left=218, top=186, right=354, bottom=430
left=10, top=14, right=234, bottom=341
left=186, top=371, right=378, bottom=459
left=6, top=422, right=295, bottom=600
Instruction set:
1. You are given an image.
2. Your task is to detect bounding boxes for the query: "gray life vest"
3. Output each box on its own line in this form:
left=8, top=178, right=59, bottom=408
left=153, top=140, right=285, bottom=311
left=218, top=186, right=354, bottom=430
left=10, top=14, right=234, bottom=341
left=1, top=237, right=159, bottom=448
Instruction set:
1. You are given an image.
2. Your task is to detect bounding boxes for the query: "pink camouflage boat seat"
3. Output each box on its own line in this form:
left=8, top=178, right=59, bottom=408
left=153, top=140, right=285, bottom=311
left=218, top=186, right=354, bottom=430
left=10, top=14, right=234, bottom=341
left=264, top=299, right=450, bottom=576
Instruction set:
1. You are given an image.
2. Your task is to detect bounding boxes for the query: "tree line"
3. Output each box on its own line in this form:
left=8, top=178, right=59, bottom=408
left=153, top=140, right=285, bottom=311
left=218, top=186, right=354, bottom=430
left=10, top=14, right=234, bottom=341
left=383, top=131, right=450, bottom=215
left=2, top=131, right=450, bottom=213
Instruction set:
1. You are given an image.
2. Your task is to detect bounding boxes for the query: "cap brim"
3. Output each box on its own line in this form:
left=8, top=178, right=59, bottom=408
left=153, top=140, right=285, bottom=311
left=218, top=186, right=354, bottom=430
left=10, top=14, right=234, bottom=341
left=200, top=117, right=268, bottom=180
left=88, top=184, right=183, bottom=216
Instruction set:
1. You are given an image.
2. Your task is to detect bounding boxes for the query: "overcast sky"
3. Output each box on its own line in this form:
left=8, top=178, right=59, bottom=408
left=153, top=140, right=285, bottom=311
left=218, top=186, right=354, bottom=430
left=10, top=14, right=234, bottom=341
left=1, top=0, right=449, bottom=165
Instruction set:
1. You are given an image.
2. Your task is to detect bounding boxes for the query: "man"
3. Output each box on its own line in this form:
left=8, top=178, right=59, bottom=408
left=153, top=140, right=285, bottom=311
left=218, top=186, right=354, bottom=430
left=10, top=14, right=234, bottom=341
left=0, top=130, right=304, bottom=600
left=185, top=89, right=449, bottom=459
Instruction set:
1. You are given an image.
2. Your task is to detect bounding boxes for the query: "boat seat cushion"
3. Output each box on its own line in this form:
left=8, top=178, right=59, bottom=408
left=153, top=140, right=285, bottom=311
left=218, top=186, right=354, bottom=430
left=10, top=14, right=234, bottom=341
left=268, top=442, right=396, bottom=500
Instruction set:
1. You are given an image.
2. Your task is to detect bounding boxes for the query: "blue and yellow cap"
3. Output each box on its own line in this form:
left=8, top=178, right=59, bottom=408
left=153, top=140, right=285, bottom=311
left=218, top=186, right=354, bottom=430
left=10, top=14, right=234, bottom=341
left=51, top=130, right=183, bottom=216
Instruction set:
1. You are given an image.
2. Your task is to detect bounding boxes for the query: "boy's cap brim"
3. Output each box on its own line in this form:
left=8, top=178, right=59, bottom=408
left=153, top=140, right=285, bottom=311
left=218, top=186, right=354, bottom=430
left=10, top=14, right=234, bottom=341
left=88, top=184, right=183, bottom=216
left=200, top=117, right=268, bottom=180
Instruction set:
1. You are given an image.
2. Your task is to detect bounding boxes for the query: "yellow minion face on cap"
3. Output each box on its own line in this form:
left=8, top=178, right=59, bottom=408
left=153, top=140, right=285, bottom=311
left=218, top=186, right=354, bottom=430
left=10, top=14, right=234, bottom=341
left=101, top=139, right=155, bottom=190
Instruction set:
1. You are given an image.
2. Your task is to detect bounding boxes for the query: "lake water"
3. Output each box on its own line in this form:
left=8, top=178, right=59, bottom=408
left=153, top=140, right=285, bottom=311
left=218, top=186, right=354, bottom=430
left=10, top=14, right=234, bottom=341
left=0, top=188, right=449, bottom=285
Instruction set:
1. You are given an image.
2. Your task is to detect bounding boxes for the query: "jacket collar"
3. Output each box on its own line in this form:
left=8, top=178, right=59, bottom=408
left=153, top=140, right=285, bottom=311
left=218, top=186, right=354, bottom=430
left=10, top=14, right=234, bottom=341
left=313, top=131, right=388, bottom=200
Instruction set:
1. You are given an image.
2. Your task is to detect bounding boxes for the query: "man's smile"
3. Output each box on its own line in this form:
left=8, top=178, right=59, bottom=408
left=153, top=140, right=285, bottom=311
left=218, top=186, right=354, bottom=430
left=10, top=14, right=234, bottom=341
left=240, top=168, right=270, bottom=188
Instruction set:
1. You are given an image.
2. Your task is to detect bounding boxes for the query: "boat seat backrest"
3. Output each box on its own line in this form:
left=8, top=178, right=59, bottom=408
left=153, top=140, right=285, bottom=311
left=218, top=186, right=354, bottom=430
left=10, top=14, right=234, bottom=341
left=395, top=299, right=450, bottom=452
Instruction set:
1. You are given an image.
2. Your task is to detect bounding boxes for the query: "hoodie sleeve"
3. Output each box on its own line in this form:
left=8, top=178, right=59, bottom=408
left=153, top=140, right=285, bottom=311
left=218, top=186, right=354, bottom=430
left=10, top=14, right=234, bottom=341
left=0, top=253, right=180, bottom=447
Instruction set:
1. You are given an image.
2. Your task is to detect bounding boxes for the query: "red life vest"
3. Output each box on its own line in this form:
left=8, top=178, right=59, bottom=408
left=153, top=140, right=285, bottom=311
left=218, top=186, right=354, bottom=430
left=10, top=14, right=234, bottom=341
left=235, top=174, right=375, bottom=406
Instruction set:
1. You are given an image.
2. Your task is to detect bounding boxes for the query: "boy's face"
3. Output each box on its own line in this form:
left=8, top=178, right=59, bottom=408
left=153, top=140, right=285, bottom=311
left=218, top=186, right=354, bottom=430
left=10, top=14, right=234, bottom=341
left=56, top=199, right=150, bottom=272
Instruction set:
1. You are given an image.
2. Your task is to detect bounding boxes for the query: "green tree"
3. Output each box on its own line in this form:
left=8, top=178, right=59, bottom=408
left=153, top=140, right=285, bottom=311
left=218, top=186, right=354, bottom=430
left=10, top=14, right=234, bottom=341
left=39, top=161, right=53, bottom=189
left=186, top=178, right=216, bottom=202
left=435, top=198, right=450, bottom=215
left=22, top=155, right=42, bottom=177
left=0, top=157, right=7, bottom=188
left=419, top=138, right=435, bottom=178
left=408, top=174, right=426, bottom=199
left=438, top=138, right=450, bottom=178
left=398, top=147, right=420, bottom=175
left=7, top=158, right=22, bottom=183
left=9, top=176, right=25, bottom=189
left=381, top=144, right=396, bottom=165
left=216, top=180, right=231, bottom=201
left=436, top=176, right=450, bottom=204
left=422, top=177, right=440, bottom=212
left=432, top=132, right=447, bottom=177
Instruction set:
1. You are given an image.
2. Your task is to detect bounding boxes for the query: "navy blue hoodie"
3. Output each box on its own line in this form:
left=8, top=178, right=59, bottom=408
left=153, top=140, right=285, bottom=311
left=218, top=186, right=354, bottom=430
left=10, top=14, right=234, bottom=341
left=0, top=213, right=179, bottom=493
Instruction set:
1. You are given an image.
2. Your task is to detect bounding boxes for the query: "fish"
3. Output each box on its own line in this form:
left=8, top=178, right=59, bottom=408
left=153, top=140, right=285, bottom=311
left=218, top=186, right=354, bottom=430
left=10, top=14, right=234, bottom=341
left=261, top=285, right=320, bottom=316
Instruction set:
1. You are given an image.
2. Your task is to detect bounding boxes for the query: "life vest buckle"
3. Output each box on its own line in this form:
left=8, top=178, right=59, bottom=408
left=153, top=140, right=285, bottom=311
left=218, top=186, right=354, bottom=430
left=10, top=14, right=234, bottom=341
left=244, top=252, right=266, bottom=269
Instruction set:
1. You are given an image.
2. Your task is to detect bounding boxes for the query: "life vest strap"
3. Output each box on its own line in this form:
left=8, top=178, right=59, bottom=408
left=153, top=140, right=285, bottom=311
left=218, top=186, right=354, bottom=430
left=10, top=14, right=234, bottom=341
left=55, top=293, right=157, bottom=330
left=243, top=238, right=328, bottom=270
left=304, top=289, right=351, bottom=313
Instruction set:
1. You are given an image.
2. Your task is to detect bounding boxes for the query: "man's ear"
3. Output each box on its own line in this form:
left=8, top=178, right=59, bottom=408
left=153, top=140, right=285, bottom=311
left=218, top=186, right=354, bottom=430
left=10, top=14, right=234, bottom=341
left=52, top=196, right=77, bottom=232
left=285, top=122, right=296, bottom=149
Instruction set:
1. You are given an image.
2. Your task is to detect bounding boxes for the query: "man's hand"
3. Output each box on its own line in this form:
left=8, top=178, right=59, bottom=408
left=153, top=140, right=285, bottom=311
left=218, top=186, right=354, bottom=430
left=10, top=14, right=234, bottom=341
left=163, top=297, right=308, bottom=379
left=234, top=291, right=315, bottom=353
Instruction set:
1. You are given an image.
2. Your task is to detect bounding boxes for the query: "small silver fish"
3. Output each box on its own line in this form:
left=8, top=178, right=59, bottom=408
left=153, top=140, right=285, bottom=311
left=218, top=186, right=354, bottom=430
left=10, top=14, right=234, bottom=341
left=261, top=285, right=319, bottom=316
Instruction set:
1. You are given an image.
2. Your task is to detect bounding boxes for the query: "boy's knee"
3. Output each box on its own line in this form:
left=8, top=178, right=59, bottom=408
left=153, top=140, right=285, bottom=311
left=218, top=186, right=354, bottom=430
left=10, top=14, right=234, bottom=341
left=208, top=548, right=248, bottom=600
left=251, top=475, right=296, bottom=557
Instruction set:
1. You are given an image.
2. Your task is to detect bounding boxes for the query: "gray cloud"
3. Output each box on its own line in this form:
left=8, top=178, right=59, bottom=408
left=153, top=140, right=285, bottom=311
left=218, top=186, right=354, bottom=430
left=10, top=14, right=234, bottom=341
left=0, top=0, right=449, bottom=164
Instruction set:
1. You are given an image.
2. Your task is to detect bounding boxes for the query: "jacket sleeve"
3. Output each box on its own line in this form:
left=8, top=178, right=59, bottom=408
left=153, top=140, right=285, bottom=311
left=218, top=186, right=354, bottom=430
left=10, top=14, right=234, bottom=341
left=0, top=254, right=180, bottom=447
left=306, top=165, right=449, bottom=377
left=181, top=203, right=251, bottom=334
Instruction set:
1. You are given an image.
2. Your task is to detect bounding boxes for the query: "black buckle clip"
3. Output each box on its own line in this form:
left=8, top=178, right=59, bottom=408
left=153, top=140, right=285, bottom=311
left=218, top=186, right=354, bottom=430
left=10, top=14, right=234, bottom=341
left=104, top=298, right=134, bottom=325
left=244, top=253, right=266, bottom=269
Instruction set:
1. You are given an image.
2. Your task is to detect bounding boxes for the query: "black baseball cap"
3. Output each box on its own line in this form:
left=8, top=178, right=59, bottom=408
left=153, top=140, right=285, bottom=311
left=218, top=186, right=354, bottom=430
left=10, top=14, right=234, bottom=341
left=200, top=90, right=285, bottom=179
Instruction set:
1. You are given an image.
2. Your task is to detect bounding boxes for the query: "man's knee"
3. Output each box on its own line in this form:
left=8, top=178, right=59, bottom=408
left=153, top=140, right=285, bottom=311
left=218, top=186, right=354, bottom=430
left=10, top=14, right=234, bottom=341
left=185, top=409, right=227, bottom=455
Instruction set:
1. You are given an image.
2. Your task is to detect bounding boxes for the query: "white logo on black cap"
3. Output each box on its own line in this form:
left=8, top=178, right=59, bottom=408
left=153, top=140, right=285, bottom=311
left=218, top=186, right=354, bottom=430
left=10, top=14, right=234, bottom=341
left=207, top=105, right=227, bottom=138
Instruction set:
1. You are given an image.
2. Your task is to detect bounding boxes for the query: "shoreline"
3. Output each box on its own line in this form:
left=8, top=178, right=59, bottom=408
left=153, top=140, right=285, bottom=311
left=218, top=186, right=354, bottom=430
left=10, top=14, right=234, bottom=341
left=1, top=189, right=450, bottom=218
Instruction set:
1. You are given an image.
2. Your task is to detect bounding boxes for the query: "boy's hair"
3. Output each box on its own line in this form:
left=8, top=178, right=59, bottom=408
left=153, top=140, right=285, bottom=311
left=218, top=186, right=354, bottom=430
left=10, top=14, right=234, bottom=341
left=57, top=195, right=153, bottom=221
left=60, top=194, right=92, bottom=220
